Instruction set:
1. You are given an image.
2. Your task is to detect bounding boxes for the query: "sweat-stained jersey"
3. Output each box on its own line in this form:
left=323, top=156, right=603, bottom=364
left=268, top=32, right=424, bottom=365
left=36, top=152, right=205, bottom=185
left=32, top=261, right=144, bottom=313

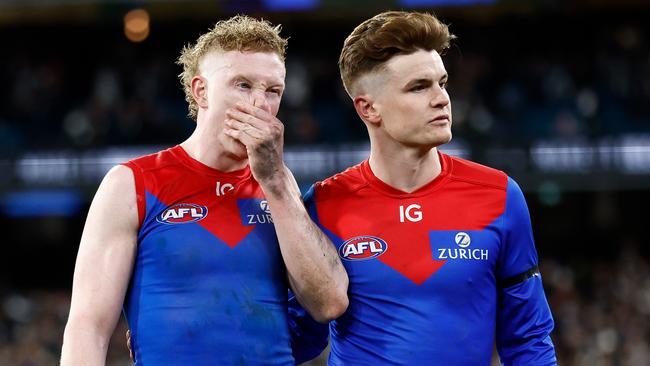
left=304, top=152, right=557, bottom=366
left=121, top=145, right=295, bottom=365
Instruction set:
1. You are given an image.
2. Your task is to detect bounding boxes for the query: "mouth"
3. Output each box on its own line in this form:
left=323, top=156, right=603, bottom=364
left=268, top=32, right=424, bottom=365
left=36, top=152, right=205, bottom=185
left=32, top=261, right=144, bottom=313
left=429, top=114, right=450, bottom=125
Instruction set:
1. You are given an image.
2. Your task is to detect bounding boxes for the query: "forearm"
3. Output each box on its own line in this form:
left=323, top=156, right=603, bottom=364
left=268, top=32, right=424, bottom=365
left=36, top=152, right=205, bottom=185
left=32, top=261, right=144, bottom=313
left=261, top=169, right=348, bottom=322
left=226, top=103, right=348, bottom=320
left=497, top=277, right=557, bottom=365
left=61, top=319, right=111, bottom=366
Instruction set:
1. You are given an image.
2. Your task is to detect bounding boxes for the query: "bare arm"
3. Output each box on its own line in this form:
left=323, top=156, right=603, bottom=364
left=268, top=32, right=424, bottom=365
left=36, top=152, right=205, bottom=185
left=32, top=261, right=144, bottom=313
left=266, top=167, right=348, bottom=322
left=61, top=165, right=139, bottom=365
left=225, top=102, right=348, bottom=322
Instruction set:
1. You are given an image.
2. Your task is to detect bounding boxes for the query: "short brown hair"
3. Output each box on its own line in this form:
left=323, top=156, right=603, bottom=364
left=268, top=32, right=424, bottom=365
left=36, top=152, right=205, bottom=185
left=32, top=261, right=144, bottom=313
left=339, top=11, right=456, bottom=96
left=177, top=15, right=288, bottom=120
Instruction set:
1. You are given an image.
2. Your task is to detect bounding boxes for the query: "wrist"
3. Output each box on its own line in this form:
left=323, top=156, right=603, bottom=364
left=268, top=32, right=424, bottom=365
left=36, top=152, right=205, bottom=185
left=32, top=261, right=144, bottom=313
left=257, top=170, right=292, bottom=197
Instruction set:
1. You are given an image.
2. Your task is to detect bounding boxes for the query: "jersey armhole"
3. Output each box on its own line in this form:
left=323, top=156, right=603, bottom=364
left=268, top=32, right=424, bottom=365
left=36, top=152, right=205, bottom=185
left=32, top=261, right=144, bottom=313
left=122, top=161, right=146, bottom=229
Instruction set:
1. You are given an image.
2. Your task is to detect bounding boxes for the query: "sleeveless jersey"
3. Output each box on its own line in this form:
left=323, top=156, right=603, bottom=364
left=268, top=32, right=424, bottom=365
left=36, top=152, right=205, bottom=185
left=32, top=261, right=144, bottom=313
left=122, top=145, right=294, bottom=365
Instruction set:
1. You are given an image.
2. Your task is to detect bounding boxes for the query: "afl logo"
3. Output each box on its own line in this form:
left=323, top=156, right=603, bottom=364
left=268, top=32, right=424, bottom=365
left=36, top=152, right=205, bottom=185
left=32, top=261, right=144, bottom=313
left=339, top=236, right=388, bottom=261
left=156, top=203, right=208, bottom=224
left=455, top=232, right=471, bottom=248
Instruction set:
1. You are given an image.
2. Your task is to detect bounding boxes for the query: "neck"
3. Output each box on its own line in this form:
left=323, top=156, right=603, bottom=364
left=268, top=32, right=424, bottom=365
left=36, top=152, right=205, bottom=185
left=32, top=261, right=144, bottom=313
left=368, top=141, right=442, bottom=193
left=180, top=121, right=248, bottom=172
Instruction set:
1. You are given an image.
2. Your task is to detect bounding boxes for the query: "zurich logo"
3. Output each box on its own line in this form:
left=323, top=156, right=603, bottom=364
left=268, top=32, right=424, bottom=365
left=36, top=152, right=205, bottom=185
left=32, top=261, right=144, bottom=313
left=259, top=200, right=271, bottom=213
left=455, top=232, right=471, bottom=248
left=156, top=203, right=208, bottom=224
left=339, top=236, right=388, bottom=261
left=238, top=198, right=274, bottom=226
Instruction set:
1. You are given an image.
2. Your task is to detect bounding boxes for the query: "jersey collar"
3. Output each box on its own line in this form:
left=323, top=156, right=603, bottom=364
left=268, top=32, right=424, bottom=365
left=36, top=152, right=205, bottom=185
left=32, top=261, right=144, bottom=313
left=170, top=145, right=252, bottom=179
left=360, top=151, right=452, bottom=197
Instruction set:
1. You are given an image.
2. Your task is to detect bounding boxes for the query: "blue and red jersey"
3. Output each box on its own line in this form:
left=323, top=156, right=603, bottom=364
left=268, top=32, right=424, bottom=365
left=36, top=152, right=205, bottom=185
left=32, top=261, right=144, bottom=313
left=304, top=152, right=557, bottom=366
left=122, top=145, right=296, bottom=365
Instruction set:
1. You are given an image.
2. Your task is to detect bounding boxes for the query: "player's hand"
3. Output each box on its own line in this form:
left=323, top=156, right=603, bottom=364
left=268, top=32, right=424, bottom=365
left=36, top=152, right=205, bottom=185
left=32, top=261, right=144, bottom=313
left=224, top=101, right=285, bottom=185
left=126, top=329, right=135, bottom=362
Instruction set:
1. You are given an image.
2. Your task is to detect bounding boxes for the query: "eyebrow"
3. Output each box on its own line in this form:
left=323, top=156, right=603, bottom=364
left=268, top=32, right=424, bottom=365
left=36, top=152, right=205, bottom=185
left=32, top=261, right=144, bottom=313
left=404, top=78, right=432, bottom=89
left=230, top=74, right=285, bottom=89
left=403, top=73, right=448, bottom=89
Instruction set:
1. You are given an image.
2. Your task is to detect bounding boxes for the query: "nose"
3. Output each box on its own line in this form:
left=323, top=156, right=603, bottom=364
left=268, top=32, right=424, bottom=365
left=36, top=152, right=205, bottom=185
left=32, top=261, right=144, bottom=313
left=250, top=88, right=271, bottom=113
left=430, top=85, right=450, bottom=109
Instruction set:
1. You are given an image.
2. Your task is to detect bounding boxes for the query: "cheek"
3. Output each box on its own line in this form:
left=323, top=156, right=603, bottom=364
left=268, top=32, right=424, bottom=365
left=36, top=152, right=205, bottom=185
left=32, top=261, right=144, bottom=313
left=388, top=98, right=420, bottom=120
left=216, top=87, right=248, bottom=105
left=269, top=97, right=282, bottom=115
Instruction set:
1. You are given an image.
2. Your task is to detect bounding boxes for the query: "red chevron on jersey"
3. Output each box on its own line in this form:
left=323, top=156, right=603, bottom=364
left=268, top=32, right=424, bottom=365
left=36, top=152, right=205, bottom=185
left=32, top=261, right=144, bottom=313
left=126, top=146, right=265, bottom=248
left=313, top=152, right=507, bottom=285
left=122, top=145, right=295, bottom=365
left=154, top=182, right=260, bottom=248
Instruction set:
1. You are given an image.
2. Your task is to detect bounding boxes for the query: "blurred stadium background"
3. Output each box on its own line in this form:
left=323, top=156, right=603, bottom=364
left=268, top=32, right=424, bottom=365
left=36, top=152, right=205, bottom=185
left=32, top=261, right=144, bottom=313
left=1, top=0, right=649, bottom=365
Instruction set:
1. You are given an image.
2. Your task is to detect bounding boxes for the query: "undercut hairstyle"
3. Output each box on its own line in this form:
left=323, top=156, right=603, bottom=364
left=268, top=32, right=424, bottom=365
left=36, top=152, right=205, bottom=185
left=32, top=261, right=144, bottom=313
left=339, top=11, right=456, bottom=96
left=177, top=15, right=288, bottom=120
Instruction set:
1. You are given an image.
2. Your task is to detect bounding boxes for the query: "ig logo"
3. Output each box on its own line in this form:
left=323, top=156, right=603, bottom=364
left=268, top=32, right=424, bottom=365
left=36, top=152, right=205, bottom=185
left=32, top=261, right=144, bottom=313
left=216, top=181, right=235, bottom=196
left=399, top=204, right=422, bottom=223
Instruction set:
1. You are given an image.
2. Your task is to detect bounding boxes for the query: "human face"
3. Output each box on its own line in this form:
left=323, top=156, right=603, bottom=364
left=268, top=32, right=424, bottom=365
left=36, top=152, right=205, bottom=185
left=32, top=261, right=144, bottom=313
left=369, top=49, right=452, bottom=150
left=198, top=50, right=286, bottom=157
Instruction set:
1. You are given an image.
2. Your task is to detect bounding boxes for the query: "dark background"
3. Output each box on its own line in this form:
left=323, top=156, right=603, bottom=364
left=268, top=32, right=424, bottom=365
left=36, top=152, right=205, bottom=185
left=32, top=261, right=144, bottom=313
left=0, top=0, right=649, bottom=365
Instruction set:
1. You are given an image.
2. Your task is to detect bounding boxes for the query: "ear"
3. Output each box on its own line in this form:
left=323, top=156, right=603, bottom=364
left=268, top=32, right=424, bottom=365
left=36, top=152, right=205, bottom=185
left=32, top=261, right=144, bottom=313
left=191, top=76, right=208, bottom=109
left=353, top=94, right=381, bottom=125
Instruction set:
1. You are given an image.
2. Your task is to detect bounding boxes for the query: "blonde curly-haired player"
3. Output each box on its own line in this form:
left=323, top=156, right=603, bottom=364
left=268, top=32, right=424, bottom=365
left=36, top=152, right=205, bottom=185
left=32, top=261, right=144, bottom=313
left=61, top=15, right=348, bottom=365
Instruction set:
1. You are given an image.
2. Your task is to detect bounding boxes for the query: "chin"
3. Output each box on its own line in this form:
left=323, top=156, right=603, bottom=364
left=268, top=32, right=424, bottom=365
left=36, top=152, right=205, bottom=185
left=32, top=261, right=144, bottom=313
left=223, top=138, right=248, bottom=160
left=442, top=131, right=453, bottom=144
left=425, top=131, right=452, bottom=147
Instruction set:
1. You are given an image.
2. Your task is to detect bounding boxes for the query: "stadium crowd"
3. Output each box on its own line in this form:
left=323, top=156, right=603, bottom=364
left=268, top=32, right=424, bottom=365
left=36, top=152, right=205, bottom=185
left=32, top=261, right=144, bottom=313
left=0, top=8, right=649, bottom=366
left=1, top=243, right=648, bottom=365
left=0, top=16, right=648, bottom=153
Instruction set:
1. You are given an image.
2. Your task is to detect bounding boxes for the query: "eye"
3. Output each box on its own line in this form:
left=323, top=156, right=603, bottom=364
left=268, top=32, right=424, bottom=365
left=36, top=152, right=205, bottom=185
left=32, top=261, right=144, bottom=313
left=439, top=81, right=449, bottom=89
left=267, top=88, right=282, bottom=96
left=410, top=84, right=427, bottom=92
left=236, top=81, right=251, bottom=89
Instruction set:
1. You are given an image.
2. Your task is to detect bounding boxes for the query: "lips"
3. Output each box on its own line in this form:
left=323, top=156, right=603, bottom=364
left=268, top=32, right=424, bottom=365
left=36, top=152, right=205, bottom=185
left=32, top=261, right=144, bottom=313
left=429, top=114, right=450, bottom=124
left=432, top=114, right=450, bottom=121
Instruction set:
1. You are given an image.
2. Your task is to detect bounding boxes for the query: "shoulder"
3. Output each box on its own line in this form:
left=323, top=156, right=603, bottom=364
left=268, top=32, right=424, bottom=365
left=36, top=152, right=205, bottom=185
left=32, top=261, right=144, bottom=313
left=445, top=153, right=508, bottom=191
left=123, top=146, right=180, bottom=173
left=84, top=164, right=139, bottom=232
left=96, top=165, right=137, bottom=205
left=309, top=163, right=368, bottom=203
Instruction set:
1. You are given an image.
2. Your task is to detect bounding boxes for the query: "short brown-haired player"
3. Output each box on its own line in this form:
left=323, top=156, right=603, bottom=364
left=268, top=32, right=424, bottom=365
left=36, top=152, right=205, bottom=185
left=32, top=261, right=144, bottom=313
left=303, top=11, right=558, bottom=365
left=61, top=15, right=348, bottom=365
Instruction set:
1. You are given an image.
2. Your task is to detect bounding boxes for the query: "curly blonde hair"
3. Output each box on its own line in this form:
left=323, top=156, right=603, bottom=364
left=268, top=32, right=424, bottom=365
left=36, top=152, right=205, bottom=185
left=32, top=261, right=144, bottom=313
left=177, top=15, right=288, bottom=120
left=339, top=11, right=456, bottom=97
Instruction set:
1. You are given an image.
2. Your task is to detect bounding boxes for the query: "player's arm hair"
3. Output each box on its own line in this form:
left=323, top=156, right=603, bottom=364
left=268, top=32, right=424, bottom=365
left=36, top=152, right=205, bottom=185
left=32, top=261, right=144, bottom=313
left=61, top=165, right=139, bottom=366
left=264, top=168, right=349, bottom=323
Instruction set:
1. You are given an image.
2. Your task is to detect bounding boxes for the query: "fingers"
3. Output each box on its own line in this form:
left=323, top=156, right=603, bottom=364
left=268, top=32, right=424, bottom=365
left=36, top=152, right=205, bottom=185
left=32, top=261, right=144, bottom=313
left=224, top=102, right=285, bottom=182
left=126, top=329, right=134, bottom=361
left=226, top=108, right=267, bottom=131
left=225, top=118, right=265, bottom=140
left=223, top=122, right=259, bottom=147
left=226, top=101, right=283, bottom=126
left=224, top=103, right=283, bottom=143
left=233, top=101, right=274, bottom=123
